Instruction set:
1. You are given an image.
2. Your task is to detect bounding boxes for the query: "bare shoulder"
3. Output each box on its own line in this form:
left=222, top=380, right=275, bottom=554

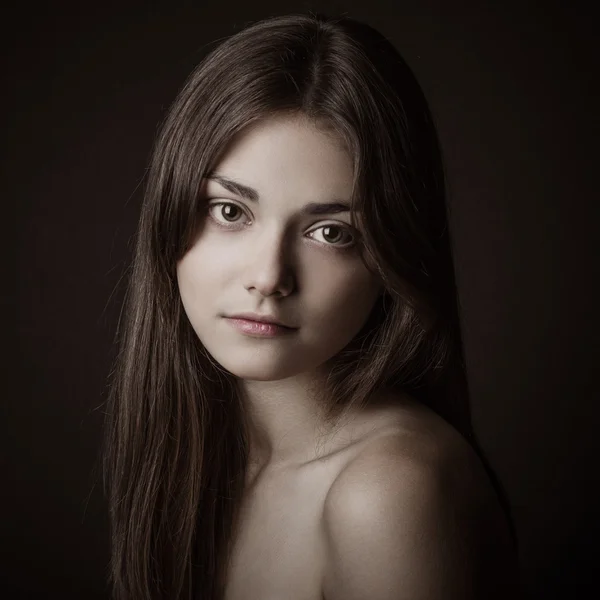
left=321, top=408, right=520, bottom=600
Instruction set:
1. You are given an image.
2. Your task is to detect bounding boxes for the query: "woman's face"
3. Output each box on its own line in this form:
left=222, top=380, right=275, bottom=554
left=176, top=113, right=383, bottom=381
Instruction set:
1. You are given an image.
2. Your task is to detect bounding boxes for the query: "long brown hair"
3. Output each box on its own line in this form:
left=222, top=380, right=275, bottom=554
left=102, top=11, right=517, bottom=600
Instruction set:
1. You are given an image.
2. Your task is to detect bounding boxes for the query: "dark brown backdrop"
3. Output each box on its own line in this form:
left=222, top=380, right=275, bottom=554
left=5, top=1, right=597, bottom=598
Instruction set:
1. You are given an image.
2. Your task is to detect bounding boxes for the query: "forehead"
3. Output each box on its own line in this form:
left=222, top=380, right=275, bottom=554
left=205, top=114, right=355, bottom=202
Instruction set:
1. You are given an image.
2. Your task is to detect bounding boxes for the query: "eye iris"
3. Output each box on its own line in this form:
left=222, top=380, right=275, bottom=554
left=222, top=204, right=240, bottom=221
left=322, top=226, right=344, bottom=244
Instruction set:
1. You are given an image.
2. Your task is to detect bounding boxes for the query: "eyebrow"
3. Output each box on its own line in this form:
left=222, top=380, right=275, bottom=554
left=205, top=172, right=352, bottom=215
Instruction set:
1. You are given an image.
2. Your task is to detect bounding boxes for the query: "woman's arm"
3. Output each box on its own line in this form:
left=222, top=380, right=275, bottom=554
left=321, top=434, right=520, bottom=600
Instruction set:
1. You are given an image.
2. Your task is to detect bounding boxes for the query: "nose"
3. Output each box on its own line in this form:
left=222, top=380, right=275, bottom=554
left=243, top=226, right=295, bottom=298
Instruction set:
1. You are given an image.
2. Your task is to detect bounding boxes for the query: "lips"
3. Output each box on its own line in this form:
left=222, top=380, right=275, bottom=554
left=226, top=312, right=296, bottom=329
left=225, top=317, right=298, bottom=337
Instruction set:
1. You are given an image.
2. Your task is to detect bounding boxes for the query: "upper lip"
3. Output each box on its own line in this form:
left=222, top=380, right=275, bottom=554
left=226, top=312, right=296, bottom=329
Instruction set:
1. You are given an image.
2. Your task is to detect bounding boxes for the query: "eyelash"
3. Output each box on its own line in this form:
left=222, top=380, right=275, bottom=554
left=206, top=201, right=358, bottom=250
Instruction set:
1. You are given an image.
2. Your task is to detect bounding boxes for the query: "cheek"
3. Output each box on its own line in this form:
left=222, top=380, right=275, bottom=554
left=176, top=247, right=222, bottom=323
left=178, top=236, right=232, bottom=290
left=309, top=264, right=381, bottom=328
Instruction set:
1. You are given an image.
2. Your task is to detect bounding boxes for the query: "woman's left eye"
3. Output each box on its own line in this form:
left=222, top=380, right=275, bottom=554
left=306, top=224, right=355, bottom=248
left=207, top=201, right=356, bottom=248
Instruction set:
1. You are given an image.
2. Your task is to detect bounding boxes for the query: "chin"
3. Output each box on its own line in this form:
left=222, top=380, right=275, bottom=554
left=221, top=363, right=304, bottom=382
left=201, top=346, right=306, bottom=381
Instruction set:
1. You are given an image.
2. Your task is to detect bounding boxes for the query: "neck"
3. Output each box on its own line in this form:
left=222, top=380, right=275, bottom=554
left=237, top=371, right=350, bottom=470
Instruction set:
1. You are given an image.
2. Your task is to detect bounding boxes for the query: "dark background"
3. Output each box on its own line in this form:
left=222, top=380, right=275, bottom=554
left=5, top=0, right=597, bottom=598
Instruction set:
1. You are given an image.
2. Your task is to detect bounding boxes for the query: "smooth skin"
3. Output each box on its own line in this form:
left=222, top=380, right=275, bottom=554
left=322, top=428, right=520, bottom=599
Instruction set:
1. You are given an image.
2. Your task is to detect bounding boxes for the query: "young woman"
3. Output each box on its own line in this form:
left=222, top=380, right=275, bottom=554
left=102, top=12, right=520, bottom=600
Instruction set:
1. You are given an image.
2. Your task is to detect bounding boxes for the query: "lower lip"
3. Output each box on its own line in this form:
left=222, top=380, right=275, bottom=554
left=225, top=318, right=297, bottom=337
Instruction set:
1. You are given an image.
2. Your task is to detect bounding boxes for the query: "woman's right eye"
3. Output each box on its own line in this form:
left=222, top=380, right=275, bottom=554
left=207, top=202, right=251, bottom=228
